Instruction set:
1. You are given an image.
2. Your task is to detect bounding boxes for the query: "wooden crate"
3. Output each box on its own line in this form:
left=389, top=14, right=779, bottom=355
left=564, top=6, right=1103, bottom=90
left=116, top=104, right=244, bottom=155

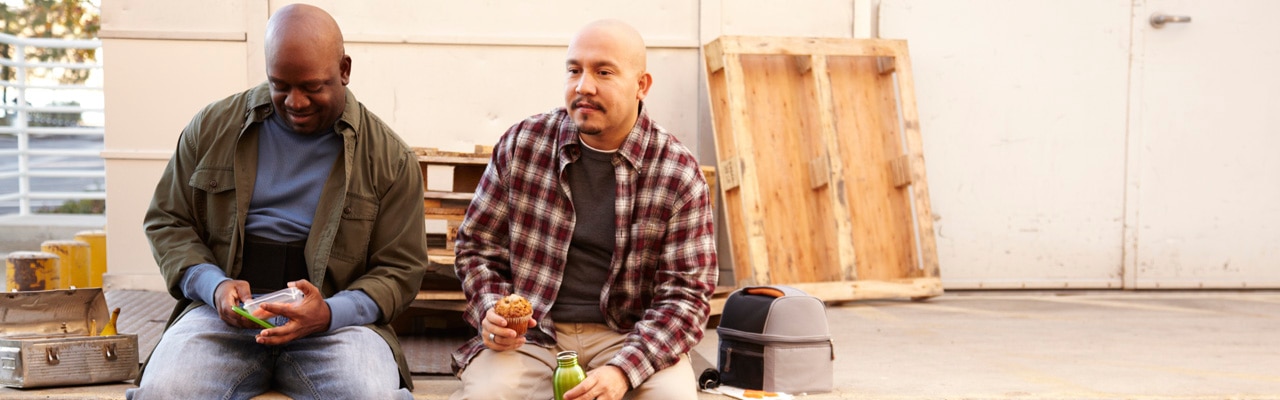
left=703, top=36, right=942, bottom=302
left=415, top=146, right=492, bottom=251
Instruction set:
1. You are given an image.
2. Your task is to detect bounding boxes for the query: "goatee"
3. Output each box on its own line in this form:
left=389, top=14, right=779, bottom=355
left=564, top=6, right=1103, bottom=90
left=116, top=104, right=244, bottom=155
left=576, top=125, right=602, bottom=136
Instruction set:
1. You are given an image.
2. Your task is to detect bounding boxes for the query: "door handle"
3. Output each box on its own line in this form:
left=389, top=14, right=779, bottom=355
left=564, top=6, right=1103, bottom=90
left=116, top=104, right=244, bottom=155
left=1150, top=13, right=1192, bottom=28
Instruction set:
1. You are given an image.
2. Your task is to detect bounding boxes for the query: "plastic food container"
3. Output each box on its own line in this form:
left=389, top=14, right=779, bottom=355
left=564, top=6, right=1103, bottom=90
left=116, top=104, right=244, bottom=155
left=242, top=287, right=303, bottom=315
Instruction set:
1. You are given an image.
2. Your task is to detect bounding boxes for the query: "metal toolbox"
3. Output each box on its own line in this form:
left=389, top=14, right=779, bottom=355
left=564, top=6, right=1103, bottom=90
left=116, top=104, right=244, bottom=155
left=0, top=288, right=139, bottom=388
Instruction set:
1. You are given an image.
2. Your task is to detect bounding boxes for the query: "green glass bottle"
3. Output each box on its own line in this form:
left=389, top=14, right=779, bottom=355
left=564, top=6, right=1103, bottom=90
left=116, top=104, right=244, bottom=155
left=553, top=350, right=586, bottom=400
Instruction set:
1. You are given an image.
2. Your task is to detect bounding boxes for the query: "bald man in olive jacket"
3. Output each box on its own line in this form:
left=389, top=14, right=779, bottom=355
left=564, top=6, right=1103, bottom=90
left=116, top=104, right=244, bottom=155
left=131, top=5, right=424, bottom=399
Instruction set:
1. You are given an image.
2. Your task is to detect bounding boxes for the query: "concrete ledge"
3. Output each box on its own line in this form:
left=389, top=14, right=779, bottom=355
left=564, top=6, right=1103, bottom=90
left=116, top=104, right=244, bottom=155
left=0, top=213, right=106, bottom=254
left=102, top=273, right=167, bottom=292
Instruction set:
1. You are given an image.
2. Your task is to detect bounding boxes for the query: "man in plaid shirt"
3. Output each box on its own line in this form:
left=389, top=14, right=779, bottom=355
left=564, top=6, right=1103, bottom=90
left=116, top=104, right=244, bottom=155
left=450, top=19, right=717, bottom=400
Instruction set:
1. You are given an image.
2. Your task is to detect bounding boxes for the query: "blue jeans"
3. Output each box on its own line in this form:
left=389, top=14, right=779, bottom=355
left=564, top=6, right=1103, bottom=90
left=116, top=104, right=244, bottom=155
left=126, top=305, right=410, bottom=400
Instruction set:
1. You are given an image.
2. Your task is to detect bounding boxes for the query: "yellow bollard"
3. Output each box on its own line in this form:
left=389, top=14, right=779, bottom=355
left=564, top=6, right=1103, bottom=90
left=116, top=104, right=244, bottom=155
left=74, top=230, right=107, bottom=287
left=41, top=240, right=91, bottom=289
left=5, top=251, right=60, bottom=291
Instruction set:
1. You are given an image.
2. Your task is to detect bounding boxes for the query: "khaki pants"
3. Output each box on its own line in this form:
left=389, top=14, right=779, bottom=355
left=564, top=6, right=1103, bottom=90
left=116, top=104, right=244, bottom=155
left=450, top=322, right=697, bottom=400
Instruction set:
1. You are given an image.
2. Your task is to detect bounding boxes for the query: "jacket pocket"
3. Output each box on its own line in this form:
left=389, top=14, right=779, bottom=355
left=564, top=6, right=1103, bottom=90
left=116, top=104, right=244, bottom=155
left=188, top=168, right=236, bottom=238
left=329, top=193, right=379, bottom=264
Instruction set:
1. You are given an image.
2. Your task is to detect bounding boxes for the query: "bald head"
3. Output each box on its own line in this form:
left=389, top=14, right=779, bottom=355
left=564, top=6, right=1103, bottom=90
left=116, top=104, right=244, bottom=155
left=263, top=4, right=352, bottom=135
left=569, top=19, right=647, bottom=73
left=265, top=4, right=345, bottom=61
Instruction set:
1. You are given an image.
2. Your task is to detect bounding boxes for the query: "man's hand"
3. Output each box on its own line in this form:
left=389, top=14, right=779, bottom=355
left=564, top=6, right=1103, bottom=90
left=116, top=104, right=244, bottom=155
left=213, top=280, right=258, bottom=328
left=481, top=307, right=535, bottom=351
left=254, top=280, right=330, bottom=345
left=564, top=365, right=628, bottom=400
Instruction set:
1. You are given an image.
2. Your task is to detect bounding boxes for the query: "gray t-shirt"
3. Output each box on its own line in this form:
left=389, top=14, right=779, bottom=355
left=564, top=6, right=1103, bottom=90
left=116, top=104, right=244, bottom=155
left=550, top=144, right=617, bottom=323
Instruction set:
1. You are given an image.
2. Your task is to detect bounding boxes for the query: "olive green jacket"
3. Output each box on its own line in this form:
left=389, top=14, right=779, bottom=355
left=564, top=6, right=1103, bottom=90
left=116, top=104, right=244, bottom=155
left=142, top=82, right=427, bottom=389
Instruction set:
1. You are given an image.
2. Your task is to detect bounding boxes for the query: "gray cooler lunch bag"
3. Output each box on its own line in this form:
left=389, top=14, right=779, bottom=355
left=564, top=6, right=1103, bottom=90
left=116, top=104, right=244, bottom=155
left=716, top=285, right=834, bottom=394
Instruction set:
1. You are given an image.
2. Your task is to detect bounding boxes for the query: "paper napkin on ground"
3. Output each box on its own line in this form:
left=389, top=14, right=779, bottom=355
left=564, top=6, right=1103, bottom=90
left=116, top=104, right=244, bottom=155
left=701, top=385, right=795, bottom=400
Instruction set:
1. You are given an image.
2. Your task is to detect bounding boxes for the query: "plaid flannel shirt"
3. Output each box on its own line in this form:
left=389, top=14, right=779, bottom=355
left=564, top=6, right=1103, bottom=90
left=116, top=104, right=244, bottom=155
left=452, top=104, right=718, bottom=387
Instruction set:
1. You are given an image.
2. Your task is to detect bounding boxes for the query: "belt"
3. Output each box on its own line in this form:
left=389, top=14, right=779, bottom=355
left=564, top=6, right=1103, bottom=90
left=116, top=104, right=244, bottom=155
left=239, top=233, right=309, bottom=293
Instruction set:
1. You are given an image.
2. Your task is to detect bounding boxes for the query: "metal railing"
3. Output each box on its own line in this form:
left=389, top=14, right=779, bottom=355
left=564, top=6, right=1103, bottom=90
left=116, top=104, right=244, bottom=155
left=0, top=32, right=104, bottom=216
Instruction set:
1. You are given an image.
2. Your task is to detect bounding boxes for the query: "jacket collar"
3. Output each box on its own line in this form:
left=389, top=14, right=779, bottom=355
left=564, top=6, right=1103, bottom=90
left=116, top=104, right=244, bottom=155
left=242, top=82, right=361, bottom=137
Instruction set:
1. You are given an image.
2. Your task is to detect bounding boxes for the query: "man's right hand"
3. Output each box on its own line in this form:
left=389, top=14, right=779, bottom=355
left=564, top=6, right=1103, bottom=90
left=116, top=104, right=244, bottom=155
left=482, top=307, right=535, bottom=351
left=213, top=280, right=258, bottom=328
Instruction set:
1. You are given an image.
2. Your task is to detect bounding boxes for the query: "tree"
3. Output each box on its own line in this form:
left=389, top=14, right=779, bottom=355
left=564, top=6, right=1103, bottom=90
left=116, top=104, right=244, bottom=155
left=0, top=0, right=99, bottom=123
left=1, top=0, right=100, bottom=84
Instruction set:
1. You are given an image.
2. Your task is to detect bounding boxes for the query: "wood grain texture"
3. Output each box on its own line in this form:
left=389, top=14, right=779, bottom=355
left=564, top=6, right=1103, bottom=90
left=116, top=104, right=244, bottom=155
left=703, top=37, right=941, bottom=301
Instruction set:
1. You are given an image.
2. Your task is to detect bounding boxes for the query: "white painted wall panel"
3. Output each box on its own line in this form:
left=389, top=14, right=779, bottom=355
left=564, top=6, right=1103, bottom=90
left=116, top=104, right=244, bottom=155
left=880, top=0, right=1133, bottom=288
left=101, top=0, right=251, bottom=34
left=102, top=39, right=249, bottom=285
left=343, top=45, right=698, bottom=155
left=343, top=44, right=564, bottom=152
left=102, top=41, right=248, bottom=152
left=637, top=49, right=702, bottom=149
left=719, top=0, right=853, bottom=38
left=279, top=0, right=699, bottom=47
left=101, top=158, right=169, bottom=290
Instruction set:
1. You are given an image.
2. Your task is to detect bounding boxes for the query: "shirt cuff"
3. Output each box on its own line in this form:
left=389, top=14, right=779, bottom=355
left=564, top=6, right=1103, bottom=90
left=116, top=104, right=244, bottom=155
left=180, top=263, right=229, bottom=306
left=325, top=290, right=379, bottom=331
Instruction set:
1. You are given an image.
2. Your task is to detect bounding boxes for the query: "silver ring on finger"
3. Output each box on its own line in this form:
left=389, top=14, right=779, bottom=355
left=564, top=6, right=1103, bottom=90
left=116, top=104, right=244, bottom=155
left=488, top=332, right=496, bottom=343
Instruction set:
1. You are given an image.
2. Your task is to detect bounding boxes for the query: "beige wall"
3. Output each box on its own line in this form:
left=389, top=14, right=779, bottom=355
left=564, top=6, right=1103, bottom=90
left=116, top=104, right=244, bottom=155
left=101, top=1, right=262, bottom=290
left=101, top=0, right=860, bottom=290
left=880, top=0, right=1134, bottom=289
left=111, top=1, right=1275, bottom=291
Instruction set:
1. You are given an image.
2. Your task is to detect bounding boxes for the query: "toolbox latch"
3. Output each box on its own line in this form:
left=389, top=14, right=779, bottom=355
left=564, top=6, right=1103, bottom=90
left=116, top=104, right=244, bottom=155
left=103, top=343, right=118, bottom=361
left=45, top=347, right=60, bottom=365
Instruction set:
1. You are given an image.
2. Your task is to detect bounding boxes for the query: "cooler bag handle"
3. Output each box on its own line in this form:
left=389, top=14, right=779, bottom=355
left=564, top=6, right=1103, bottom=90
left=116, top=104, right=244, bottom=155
left=744, top=286, right=786, bottom=298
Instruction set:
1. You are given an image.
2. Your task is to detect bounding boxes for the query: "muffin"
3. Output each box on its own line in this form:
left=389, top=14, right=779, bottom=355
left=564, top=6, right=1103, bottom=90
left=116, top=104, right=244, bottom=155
left=494, top=293, right=533, bottom=336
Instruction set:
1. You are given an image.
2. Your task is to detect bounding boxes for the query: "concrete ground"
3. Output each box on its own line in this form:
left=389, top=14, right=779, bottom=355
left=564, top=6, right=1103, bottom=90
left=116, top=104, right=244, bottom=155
left=2, top=290, right=1278, bottom=399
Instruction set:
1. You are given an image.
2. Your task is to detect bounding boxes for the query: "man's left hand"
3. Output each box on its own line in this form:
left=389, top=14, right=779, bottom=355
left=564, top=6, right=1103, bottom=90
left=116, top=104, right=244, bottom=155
left=563, top=365, right=628, bottom=400
left=254, top=280, right=330, bottom=345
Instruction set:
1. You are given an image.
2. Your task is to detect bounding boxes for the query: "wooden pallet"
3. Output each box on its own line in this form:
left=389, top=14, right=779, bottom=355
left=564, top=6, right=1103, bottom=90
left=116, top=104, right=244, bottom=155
left=703, top=36, right=943, bottom=302
left=416, top=146, right=492, bottom=251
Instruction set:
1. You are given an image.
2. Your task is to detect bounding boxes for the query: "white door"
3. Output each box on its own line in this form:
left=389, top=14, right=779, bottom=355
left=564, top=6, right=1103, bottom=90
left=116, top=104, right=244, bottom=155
left=1127, top=0, right=1280, bottom=288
